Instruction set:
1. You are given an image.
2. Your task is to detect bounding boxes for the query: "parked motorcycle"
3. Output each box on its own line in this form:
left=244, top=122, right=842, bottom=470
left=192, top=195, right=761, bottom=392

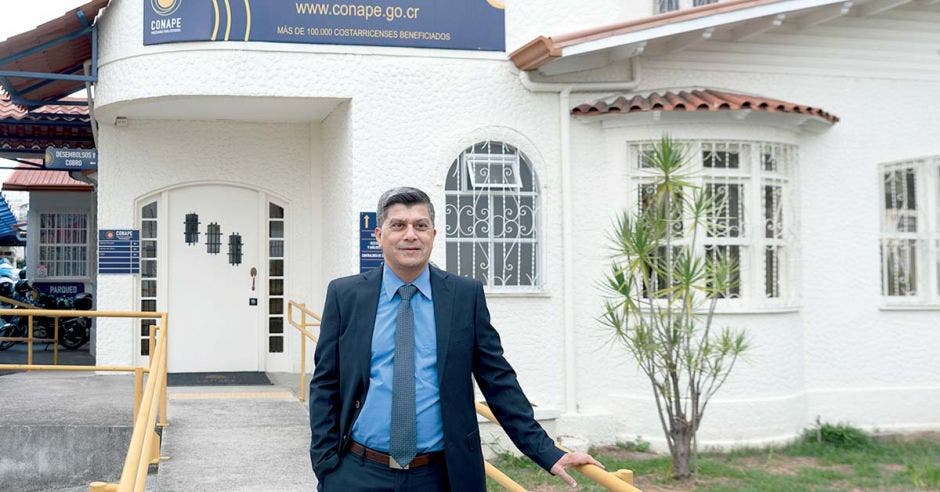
left=0, top=272, right=93, bottom=351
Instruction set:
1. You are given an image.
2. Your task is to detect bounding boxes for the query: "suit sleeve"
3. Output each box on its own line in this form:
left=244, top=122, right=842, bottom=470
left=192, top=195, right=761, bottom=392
left=308, top=280, right=342, bottom=479
left=471, top=281, right=566, bottom=473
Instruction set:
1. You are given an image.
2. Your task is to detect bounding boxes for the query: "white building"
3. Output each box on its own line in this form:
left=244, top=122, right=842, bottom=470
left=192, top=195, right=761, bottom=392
left=1, top=0, right=938, bottom=450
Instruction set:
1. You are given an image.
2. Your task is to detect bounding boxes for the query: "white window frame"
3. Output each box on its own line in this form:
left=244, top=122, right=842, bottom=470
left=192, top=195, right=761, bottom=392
left=464, top=152, right=523, bottom=190
left=36, top=211, right=90, bottom=280
left=879, top=156, right=940, bottom=307
left=138, top=200, right=159, bottom=358
left=445, top=141, right=542, bottom=294
left=627, top=140, right=797, bottom=310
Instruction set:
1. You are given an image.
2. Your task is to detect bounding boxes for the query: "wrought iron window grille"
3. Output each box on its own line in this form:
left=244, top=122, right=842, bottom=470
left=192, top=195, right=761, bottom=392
left=445, top=141, right=541, bottom=290
left=206, top=223, right=222, bottom=254
left=228, top=233, right=243, bottom=266
left=184, top=213, right=200, bottom=245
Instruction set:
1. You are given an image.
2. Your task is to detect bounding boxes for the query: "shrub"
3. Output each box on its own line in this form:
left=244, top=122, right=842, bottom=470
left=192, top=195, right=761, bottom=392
left=616, top=436, right=652, bottom=453
left=803, top=423, right=872, bottom=450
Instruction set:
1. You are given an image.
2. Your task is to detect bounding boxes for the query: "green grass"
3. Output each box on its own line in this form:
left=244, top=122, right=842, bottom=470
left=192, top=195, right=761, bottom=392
left=485, top=430, right=940, bottom=491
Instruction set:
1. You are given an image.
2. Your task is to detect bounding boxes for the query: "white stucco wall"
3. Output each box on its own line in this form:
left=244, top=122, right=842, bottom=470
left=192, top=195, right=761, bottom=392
left=562, top=25, right=940, bottom=448
left=93, top=0, right=569, bottom=411
left=85, top=0, right=940, bottom=451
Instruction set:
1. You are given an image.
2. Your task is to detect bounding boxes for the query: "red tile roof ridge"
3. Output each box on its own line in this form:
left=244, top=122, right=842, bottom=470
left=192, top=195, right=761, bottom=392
left=572, top=87, right=840, bottom=124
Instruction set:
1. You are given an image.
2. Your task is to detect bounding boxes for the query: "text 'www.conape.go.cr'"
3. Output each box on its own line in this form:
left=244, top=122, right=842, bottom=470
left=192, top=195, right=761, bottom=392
left=295, top=3, right=422, bottom=21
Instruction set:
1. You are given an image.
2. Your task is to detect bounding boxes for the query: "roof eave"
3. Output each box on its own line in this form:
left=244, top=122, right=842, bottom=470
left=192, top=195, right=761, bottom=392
left=512, top=0, right=855, bottom=72
left=509, top=36, right=563, bottom=71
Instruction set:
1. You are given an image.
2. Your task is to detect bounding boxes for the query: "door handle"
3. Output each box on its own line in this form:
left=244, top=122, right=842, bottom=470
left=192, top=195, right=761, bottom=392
left=250, top=267, right=257, bottom=291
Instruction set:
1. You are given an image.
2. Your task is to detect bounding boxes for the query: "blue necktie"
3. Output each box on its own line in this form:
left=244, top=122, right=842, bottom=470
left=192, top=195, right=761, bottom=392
left=390, top=284, right=418, bottom=468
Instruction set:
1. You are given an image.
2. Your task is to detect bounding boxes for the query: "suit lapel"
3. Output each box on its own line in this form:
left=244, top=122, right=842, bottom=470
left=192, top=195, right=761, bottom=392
left=355, top=267, right=383, bottom=390
left=430, top=265, right=455, bottom=384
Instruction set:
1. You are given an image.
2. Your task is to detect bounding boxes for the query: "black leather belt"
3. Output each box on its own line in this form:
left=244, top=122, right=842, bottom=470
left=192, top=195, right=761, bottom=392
left=347, top=441, right=443, bottom=470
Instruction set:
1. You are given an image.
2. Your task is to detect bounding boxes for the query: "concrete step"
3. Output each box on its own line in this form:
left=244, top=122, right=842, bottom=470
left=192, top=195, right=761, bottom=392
left=155, top=385, right=316, bottom=491
left=0, top=372, right=134, bottom=491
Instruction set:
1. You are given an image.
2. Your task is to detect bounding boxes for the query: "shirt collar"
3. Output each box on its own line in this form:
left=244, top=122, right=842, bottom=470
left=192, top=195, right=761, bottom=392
left=382, top=264, right=432, bottom=302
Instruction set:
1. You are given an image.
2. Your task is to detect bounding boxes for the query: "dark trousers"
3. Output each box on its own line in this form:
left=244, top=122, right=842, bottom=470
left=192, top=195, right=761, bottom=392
left=317, top=452, right=450, bottom=492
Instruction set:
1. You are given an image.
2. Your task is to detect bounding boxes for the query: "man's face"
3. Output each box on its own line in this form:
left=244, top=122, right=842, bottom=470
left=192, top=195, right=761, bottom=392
left=375, top=203, right=436, bottom=275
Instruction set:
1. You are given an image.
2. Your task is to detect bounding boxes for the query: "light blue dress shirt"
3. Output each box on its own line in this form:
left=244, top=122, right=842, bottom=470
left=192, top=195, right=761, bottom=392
left=351, top=264, right=444, bottom=453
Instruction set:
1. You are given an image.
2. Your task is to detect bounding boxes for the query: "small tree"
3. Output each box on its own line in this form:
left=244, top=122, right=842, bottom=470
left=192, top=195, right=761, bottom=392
left=601, top=135, right=750, bottom=480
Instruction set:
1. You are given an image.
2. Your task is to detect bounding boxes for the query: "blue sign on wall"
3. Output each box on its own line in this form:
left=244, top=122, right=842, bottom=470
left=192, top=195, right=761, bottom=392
left=143, top=0, right=505, bottom=51
left=360, top=212, right=383, bottom=273
left=33, top=282, right=85, bottom=296
left=44, top=147, right=97, bottom=171
left=99, top=229, right=141, bottom=275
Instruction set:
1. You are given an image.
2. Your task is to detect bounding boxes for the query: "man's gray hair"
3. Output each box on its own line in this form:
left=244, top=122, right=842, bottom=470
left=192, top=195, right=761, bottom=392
left=376, top=187, right=435, bottom=227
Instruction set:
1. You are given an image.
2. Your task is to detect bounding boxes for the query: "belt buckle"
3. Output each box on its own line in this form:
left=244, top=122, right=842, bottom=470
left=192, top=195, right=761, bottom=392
left=389, top=456, right=409, bottom=470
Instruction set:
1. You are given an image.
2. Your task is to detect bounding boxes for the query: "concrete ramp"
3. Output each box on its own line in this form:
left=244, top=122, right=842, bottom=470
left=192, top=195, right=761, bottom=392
left=156, top=385, right=316, bottom=491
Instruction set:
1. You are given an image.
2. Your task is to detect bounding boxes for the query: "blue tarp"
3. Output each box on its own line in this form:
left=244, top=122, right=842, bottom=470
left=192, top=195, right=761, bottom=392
left=0, top=195, right=23, bottom=246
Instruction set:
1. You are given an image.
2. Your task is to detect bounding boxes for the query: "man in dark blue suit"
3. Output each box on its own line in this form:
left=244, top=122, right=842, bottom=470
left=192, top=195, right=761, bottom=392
left=309, top=187, right=600, bottom=491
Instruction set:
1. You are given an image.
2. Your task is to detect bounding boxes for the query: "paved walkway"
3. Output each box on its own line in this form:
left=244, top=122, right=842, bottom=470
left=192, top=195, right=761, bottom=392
left=0, top=370, right=316, bottom=491
left=156, top=384, right=316, bottom=491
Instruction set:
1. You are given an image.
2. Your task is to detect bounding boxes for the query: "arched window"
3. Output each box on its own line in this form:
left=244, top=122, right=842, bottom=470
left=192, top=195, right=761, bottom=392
left=445, top=141, right=540, bottom=290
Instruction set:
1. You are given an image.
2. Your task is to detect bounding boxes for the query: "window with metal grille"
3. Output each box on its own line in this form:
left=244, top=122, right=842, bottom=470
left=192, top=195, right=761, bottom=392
left=268, top=202, right=285, bottom=353
left=628, top=140, right=796, bottom=305
left=879, top=157, right=940, bottom=303
left=657, top=0, right=680, bottom=12
left=140, top=201, right=158, bottom=356
left=38, top=213, right=88, bottom=277
left=445, top=141, right=540, bottom=292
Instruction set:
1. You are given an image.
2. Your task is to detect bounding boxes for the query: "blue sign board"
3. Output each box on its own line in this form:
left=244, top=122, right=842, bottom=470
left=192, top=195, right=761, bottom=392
left=360, top=212, right=383, bottom=273
left=98, top=229, right=141, bottom=275
left=44, top=147, right=98, bottom=171
left=33, top=282, right=85, bottom=296
left=143, top=0, right=505, bottom=51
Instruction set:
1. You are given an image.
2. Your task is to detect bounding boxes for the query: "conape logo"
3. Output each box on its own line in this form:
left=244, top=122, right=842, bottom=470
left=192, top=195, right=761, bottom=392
left=151, top=0, right=182, bottom=16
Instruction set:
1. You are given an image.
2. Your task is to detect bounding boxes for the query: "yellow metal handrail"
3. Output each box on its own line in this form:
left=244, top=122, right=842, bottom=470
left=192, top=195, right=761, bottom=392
left=286, top=298, right=640, bottom=491
left=88, top=319, right=168, bottom=492
left=287, top=300, right=321, bottom=402
left=475, top=402, right=640, bottom=491
left=0, top=307, right=169, bottom=491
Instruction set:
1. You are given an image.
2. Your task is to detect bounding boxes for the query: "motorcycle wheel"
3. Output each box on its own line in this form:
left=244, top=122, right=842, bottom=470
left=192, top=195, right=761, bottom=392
left=58, top=318, right=88, bottom=350
left=0, top=322, right=22, bottom=351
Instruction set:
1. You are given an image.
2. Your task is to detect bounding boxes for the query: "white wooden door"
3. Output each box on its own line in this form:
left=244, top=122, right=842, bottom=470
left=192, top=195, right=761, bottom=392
left=167, top=185, right=263, bottom=373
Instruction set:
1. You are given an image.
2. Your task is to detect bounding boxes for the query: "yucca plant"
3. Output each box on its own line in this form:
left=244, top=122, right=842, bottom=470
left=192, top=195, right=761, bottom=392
left=602, top=135, right=750, bottom=480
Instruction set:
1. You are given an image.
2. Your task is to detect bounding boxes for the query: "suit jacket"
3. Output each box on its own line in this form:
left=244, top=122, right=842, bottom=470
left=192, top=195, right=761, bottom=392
left=309, top=264, right=564, bottom=491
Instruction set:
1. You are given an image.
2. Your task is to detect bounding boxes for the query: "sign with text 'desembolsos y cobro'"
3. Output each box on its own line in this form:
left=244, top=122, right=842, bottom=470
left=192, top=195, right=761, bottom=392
left=144, top=0, right=505, bottom=51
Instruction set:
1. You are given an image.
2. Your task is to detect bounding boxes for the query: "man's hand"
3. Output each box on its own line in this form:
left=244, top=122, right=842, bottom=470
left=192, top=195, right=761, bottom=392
left=550, top=451, right=605, bottom=487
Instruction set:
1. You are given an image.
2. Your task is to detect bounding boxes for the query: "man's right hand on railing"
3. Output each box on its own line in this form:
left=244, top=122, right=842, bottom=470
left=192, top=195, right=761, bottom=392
left=551, top=451, right=606, bottom=487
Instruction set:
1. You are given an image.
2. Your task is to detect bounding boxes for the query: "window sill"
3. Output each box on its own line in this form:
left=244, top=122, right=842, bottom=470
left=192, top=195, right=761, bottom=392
left=484, top=290, right=552, bottom=299
left=880, top=304, right=940, bottom=311
left=711, top=305, right=802, bottom=314
left=635, top=303, right=801, bottom=314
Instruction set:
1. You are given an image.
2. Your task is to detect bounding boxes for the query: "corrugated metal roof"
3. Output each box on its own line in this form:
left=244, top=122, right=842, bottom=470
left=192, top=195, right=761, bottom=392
left=0, top=194, right=18, bottom=237
left=0, top=0, right=110, bottom=106
left=572, top=88, right=839, bottom=124
left=2, top=164, right=93, bottom=192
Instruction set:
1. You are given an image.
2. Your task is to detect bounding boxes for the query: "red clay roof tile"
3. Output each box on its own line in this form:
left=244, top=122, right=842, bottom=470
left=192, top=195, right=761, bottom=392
left=572, top=88, right=839, bottom=124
